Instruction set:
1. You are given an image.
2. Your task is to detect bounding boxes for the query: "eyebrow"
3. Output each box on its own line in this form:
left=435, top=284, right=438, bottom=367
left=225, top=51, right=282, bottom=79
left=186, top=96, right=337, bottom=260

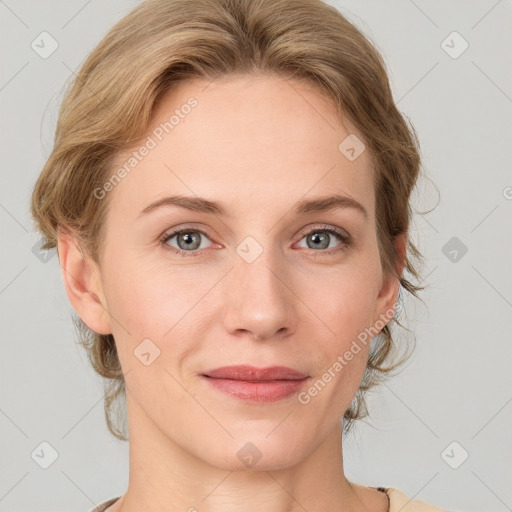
left=137, top=193, right=368, bottom=220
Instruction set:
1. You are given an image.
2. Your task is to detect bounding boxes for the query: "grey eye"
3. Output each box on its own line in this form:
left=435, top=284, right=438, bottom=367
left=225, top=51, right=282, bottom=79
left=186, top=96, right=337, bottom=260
left=164, top=229, right=212, bottom=252
left=297, top=229, right=344, bottom=251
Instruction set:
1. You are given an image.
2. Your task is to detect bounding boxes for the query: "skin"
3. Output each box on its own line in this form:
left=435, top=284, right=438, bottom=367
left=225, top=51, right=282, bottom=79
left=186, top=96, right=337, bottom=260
left=58, top=73, right=405, bottom=512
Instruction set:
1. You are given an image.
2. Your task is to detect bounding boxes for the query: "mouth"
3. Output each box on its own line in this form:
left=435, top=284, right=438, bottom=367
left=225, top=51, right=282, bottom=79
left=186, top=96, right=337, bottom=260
left=200, top=365, right=310, bottom=402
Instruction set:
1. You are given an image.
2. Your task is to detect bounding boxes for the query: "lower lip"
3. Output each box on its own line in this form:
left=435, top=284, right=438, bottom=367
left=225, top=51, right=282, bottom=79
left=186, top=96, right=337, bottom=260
left=202, top=376, right=310, bottom=402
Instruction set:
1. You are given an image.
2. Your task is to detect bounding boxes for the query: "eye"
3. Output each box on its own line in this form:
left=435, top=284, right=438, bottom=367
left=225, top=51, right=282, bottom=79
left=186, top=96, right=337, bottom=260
left=160, top=227, right=213, bottom=257
left=296, top=225, right=351, bottom=255
left=159, top=224, right=351, bottom=258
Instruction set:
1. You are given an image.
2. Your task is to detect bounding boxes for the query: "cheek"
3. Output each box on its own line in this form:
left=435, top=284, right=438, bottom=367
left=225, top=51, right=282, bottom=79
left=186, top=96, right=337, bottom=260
left=298, top=264, right=379, bottom=395
left=101, top=256, right=217, bottom=359
left=301, top=263, right=380, bottom=341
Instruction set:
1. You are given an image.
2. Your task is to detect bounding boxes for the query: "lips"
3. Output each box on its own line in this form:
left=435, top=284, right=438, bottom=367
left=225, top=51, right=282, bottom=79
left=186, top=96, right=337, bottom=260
left=201, top=365, right=310, bottom=403
left=201, top=365, right=308, bottom=381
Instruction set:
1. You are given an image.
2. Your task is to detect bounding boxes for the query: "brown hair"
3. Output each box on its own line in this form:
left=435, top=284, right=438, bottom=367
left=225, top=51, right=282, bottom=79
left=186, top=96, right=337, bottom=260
left=30, top=0, right=427, bottom=441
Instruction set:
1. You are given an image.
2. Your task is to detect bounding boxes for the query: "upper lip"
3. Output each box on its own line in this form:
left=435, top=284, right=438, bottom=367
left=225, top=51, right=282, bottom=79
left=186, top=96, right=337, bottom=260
left=201, top=365, right=308, bottom=381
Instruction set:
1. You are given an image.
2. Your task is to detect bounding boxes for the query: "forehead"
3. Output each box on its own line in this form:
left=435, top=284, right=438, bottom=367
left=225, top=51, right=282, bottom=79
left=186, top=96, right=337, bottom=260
left=106, top=73, right=374, bottom=222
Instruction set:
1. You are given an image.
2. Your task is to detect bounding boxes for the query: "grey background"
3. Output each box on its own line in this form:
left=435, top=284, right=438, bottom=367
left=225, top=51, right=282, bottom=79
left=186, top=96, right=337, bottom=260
left=1, top=1, right=511, bottom=511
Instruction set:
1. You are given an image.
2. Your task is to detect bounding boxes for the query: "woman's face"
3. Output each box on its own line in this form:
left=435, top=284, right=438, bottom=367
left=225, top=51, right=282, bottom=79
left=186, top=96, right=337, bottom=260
left=78, top=74, right=400, bottom=469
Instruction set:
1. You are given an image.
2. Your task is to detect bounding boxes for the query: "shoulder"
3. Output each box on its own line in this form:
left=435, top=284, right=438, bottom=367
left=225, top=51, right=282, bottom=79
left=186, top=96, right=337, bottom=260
left=387, top=487, right=453, bottom=512
left=90, top=496, right=121, bottom=512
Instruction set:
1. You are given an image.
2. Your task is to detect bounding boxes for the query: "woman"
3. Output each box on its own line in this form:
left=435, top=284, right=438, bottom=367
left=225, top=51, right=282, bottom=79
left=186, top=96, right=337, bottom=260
left=30, top=0, right=450, bottom=510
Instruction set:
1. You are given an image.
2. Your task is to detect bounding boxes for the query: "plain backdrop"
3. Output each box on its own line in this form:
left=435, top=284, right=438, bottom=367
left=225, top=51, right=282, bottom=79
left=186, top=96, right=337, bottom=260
left=1, top=1, right=511, bottom=511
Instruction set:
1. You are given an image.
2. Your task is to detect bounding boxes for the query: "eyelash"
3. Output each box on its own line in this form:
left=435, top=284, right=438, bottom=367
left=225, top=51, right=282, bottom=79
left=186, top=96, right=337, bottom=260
left=158, top=224, right=352, bottom=258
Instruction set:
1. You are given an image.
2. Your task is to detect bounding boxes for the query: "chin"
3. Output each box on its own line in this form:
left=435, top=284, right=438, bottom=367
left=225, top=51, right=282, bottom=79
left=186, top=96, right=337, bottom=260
left=199, top=434, right=309, bottom=472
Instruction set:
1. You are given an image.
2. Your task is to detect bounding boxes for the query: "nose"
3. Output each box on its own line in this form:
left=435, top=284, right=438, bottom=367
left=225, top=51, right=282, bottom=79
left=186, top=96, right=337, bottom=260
left=222, top=246, right=296, bottom=341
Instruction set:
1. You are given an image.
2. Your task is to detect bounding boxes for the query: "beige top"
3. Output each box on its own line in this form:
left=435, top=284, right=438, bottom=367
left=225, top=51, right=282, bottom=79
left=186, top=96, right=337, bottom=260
left=90, top=487, right=452, bottom=511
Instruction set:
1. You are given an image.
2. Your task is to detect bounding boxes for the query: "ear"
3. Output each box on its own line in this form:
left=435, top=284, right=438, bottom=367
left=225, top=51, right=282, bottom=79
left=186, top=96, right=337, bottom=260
left=57, top=227, right=112, bottom=335
left=372, top=232, right=407, bottom=329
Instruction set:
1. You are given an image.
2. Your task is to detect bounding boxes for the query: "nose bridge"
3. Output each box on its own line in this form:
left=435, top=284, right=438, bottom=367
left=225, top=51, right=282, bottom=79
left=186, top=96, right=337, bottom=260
left=238, top=230, right=289, bottom=285
left=223, top=233, right=295, bottom=339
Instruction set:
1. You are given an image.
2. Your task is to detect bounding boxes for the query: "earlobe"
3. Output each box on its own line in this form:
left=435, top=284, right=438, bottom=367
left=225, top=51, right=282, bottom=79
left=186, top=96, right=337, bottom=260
left=57, top=227, right=112, bottom=335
